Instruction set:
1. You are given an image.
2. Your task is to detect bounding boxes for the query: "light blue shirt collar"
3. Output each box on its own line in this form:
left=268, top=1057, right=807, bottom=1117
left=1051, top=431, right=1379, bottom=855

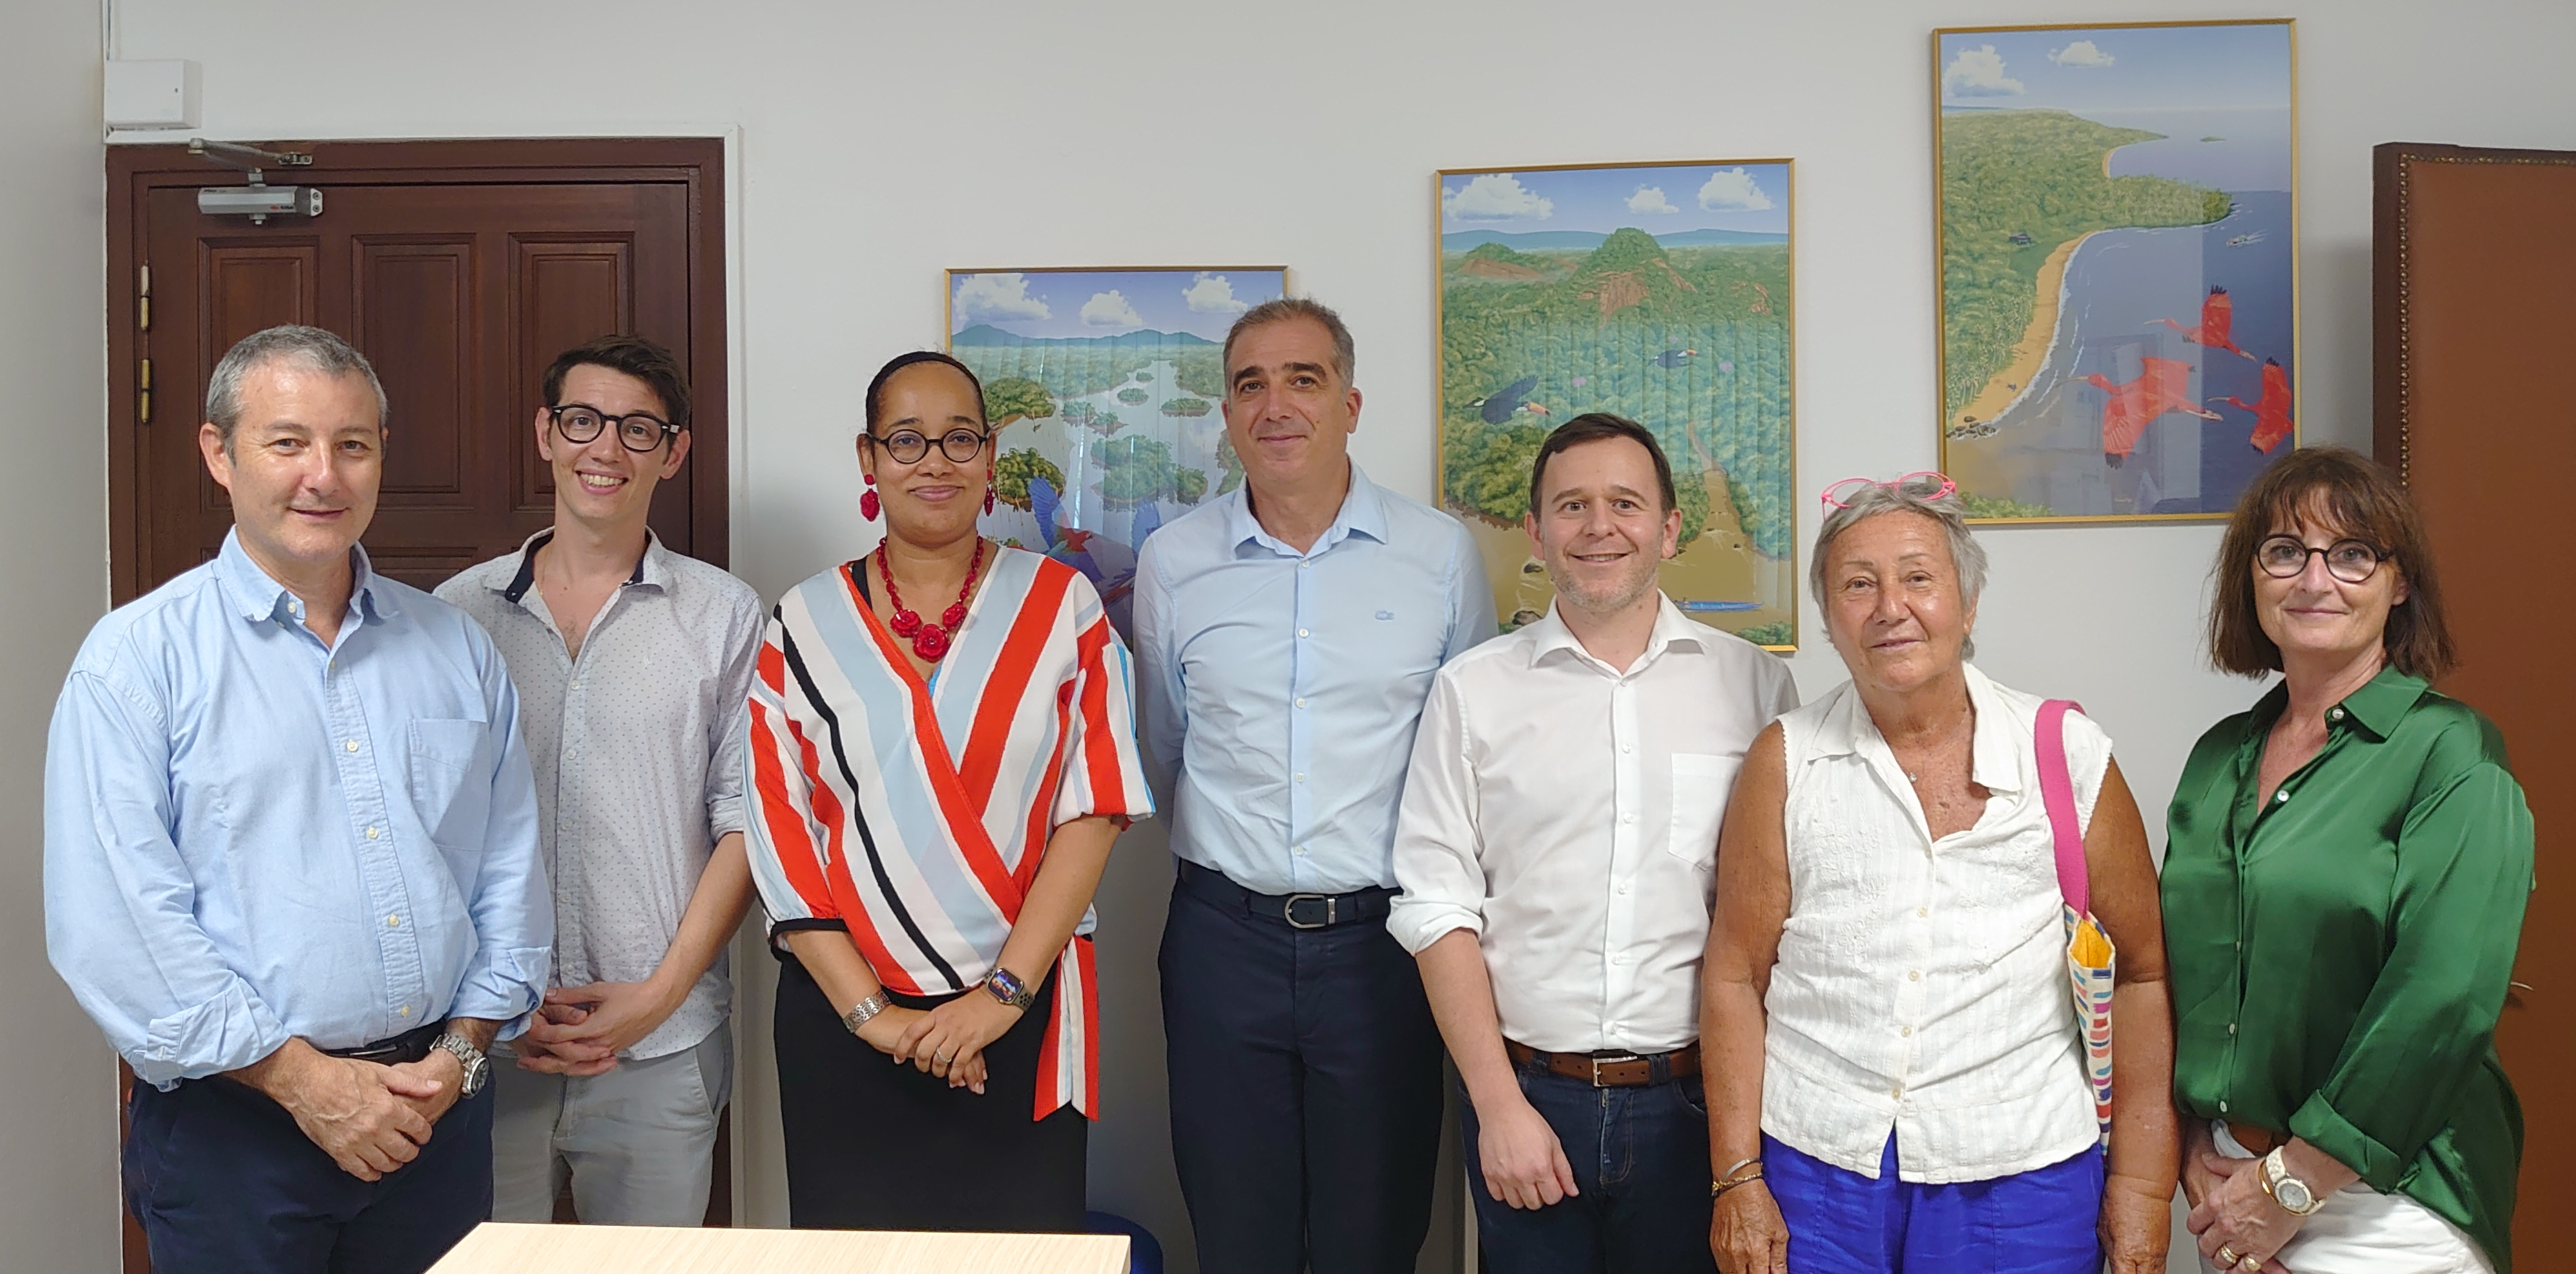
left=1223, top=461, right=1393, bottom=558
left=213, top=528, right=399, bottom=627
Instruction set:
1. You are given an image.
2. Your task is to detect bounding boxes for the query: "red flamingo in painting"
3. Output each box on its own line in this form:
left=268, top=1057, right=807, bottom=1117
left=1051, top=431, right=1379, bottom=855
left=2219, top=358, right=2295, bottom=454
left=2154, top=286, right=2256, bottom=360
left=2083, top=356, right=2222, bottom=466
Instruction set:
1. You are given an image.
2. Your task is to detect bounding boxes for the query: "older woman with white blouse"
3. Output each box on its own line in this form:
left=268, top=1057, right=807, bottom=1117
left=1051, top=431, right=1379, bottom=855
left=1700, top=474, right=2178, bottom=1274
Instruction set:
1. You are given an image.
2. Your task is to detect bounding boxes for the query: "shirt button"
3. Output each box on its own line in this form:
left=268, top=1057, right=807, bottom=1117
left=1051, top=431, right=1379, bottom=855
left=366, top=826, right=380, bottom=839
left=1621, top=812, right=1635, bottom=823
left=2220, top=1100, right=2230, bottom=1113
left=386, top=914, right=400, bottom=928
left=1294, top=845, right=1308, bottom=856
left=2274, top=790, right=2289, bottom=803
left=1617, top=882, right=1631, bottom=894
left=1295, top=698, right=1307, bottom=709
left=345, top=739, right=360, bottom=752
left=1297, top=628, right=1310, bottom=638
left=1621, top=743, right=1633, bottom=754
left=1891, top=1086, right=1904, bottom=1099
left=1908, top=969, right=1922, bottom=982
left=2329, top=707, right=2345, bottom=721
left=1294, top=773, right=1306, bottom=783
left=397, top=1005, right=410, bottom=1018
left=2228, top=1022, right=2238, bottom=1035
left=571, top=681, right=583, bottom=692
left=1917, top=907, right=1929, bottom=918
left=1900, top=1025, right=1913, bottom=1037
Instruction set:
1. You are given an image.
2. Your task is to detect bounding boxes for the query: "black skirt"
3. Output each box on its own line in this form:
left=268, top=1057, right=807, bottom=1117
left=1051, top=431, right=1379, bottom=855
left=773, top=952, right=1088, bottom=1232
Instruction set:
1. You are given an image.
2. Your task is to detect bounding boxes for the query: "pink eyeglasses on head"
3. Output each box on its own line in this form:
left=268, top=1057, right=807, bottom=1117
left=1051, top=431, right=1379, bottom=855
left=1820, top=471, right=1957, bottom=511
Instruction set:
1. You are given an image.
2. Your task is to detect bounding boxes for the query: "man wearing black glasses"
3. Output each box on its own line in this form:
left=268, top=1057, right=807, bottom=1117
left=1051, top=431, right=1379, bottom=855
left=435, top=335, right=765, bottom=1225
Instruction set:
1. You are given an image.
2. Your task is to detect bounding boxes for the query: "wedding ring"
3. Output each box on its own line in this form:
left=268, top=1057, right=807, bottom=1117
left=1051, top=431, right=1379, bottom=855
left=933, top=1050, right=955, bottom=1065
left=2217, top=1246, right=2240, bottom=1266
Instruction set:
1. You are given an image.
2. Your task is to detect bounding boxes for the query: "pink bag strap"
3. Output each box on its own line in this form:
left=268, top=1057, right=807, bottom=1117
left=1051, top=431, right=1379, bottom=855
left=2035, top=699, right=2088, bottom=915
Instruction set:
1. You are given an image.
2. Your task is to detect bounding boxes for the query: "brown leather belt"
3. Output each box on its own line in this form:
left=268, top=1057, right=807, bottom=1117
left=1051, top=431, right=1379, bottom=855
left=1505, top=1039, right=1700, bottom=1087
left=2228, top=1120, right=2282, bottom=1155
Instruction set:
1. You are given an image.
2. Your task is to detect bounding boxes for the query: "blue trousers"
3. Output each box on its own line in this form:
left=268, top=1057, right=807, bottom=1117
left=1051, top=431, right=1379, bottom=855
left=1461, top=1062, right=1717, bottom=1274
left=1764, top=1133, right=2103, bottom=1274
left=1160, top=865, right=1445, bottom=1274
left=124, top=1074, right=495, bottom=1274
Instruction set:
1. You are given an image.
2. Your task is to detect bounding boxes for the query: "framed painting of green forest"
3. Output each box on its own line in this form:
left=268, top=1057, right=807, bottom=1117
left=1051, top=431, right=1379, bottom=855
left=1936, top=19, right=2298, bottom=522
left=945, top=266, right=1287, bottom=639
left=1436, top=161, right=1796, bottom=648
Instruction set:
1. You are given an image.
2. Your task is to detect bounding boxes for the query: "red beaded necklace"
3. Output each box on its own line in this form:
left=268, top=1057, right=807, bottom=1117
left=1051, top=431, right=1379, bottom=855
left=875, top=537, right=985, bottom=662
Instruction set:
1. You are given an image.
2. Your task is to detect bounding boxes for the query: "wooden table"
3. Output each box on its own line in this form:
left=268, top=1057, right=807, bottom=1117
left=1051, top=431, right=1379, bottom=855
left=430, top=1223, right=1130, bottom=1273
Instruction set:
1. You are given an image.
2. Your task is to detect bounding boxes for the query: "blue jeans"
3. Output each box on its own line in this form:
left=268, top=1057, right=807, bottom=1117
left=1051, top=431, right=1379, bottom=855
left=1763, top=1133, right=2103, bottom=1274
left=124, top=1074, right=495, bottom=1274
left=1460, top=1058, right=1717, bottom=1274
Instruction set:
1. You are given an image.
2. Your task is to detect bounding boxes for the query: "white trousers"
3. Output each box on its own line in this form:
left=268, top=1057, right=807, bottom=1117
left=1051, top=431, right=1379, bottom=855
left=2203, top=1122, right=2493, bottom=1274
left=490, top=1025, right=733, bottom=1226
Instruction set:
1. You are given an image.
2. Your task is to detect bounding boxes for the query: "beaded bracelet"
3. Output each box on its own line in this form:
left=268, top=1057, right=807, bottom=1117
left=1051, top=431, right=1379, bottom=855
left=1711, top=1159, right=1765, bottom=1198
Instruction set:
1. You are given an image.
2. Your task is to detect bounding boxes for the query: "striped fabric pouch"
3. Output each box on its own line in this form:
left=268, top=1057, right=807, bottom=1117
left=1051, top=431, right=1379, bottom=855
left=2037, top=699, right=2116, bottom=1148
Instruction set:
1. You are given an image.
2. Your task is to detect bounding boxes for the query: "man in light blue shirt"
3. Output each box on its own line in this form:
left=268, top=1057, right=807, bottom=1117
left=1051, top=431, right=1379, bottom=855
left=45, top=326, right=548, bottom=1274
left=1135, top=297, right=1490, bottom=1274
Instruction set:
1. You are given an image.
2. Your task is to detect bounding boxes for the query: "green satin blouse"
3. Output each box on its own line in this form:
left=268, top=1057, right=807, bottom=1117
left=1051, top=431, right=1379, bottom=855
left=2163, top=668, right=2532, bottom=1273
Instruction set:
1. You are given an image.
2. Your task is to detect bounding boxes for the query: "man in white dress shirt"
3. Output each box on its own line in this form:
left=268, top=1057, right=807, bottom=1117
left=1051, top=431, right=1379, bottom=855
left=436, top=335, right=764, bottom=1224
left=1391, top=414, right=1797, bottom=1272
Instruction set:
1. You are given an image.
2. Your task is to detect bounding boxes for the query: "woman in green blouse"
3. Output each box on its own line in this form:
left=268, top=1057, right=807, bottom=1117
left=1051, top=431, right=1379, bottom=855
left=2166, top=446, right=2531, bottom=1274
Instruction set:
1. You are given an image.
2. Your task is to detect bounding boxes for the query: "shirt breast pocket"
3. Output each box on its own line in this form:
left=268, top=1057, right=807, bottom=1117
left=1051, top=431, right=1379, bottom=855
left=1667, top=753, right=1743, bottom=871
left=408, top=719, right=492, bottom=852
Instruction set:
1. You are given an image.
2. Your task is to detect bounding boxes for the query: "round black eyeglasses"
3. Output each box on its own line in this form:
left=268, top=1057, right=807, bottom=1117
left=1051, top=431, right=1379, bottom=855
left=2256, top=535, right=2385, bottom=584
left=550, top=404, right=680, bottom=453
left=869, top=427, right=991, bottom=465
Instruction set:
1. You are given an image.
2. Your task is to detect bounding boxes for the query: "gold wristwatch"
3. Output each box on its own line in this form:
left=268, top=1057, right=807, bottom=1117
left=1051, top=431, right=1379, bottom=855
left=2260, top=1147, right=2325, bottom=1216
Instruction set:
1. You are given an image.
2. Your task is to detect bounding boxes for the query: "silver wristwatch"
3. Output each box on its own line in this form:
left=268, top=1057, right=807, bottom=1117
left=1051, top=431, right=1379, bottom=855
left=2261, top=1147, right=2325, bottom=1216
left=842, top=992, right=889, bottom=1036
left=431, top=1032, right=490, bottom=1098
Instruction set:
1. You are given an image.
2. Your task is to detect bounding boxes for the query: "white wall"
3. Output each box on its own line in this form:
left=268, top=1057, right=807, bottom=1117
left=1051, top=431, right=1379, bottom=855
left=1, top=4, right=115, bottom=1271
left=28, top=0, right=2567, bottom=1266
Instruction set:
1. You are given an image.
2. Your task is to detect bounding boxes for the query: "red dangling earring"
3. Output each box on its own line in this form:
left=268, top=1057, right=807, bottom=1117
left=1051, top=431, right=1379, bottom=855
left=984, top=485, right=996, bottom=516
left=861, top=473, right=880, bottom=522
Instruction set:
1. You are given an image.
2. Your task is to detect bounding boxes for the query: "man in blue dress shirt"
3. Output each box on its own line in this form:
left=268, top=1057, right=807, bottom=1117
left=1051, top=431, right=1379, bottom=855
left=45, top=326, right=549, bottom=1274
left=1135, top=298, right=1491, bottom=1273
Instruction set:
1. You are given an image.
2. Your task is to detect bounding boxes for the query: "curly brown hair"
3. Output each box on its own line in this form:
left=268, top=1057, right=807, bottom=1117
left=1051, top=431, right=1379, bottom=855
left=2208, top=446, right=2456, bottom=679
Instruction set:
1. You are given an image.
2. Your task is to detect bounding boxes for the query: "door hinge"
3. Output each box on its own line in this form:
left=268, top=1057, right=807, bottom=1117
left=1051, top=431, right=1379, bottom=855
left=138, top=358, right=152, bottom=424
left=138, top=264, right=151, bottom=331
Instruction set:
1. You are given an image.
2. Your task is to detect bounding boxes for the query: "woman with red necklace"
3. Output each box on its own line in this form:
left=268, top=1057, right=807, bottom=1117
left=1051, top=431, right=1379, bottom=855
left=745, top=351, right=1151, bottom=1231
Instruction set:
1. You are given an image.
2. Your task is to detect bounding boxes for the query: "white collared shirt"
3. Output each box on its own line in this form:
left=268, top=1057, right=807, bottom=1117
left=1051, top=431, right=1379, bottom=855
left=437, top=530, right=765, bottom=1060
left=1388, top=596, right=1797, bottom=1054
left=1762, top=664, right=2110, bottom=1182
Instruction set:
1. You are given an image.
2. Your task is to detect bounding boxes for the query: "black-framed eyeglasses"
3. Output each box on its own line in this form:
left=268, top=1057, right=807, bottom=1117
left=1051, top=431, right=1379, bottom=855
left=867, top=427, right=990, bottom=465
left=550, top=404, right=680, bottom=453
left=2256, top=535, right=2385, bottom=584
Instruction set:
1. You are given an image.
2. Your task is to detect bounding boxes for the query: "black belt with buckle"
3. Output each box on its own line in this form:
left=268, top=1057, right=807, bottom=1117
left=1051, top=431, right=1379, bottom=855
left=1178, top=859, right=1395, bottom=931
left=322, top=1021, right=445, bottom=1066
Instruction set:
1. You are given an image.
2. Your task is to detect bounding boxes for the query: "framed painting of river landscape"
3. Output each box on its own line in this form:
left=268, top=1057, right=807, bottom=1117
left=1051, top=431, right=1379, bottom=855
left=1437, top=161, right=1796, bottom=648
left=946, top=266, right=1287, bottom=638
left=1935, top=20, right=2297, bottom=522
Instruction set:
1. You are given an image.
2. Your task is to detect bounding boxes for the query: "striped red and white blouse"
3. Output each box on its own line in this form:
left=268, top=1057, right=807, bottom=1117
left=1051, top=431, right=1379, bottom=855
left=745, top=546, right=1152, bottom=1120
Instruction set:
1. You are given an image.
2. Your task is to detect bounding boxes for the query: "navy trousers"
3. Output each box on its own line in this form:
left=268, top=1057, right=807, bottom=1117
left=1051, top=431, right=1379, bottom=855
left=1160, top=865, right=1446, bottom=1274
left=1461, top=1061, right=1718, bottom=1274
left=124, top=1073, right=495, bottom=1274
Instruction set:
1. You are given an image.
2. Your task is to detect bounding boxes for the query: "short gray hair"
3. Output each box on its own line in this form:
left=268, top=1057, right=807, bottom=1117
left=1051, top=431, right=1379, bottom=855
left=207, top=325, right=388, bottom=446
left=1809, top=480, right=1989, bottom=656
left=1223, top=296, right=1355, bottom=387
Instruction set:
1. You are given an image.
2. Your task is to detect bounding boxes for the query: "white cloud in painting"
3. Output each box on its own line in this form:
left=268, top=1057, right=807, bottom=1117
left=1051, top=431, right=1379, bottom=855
left=1627, top=185, right=1680, bottom=214
left=1696, top=167, right=1774, bottom=212
left=953, top=272, right=1050, bottom=323
left=1443, top=173, right=1553, bottom=222
left=2048, top=40, right=2115, bottom=67
left=1081, top=289, right=1143, bottom=327
left=1181, top=271, right=1249, bottom=315
left=1943, top=43, right=2024, bottom=96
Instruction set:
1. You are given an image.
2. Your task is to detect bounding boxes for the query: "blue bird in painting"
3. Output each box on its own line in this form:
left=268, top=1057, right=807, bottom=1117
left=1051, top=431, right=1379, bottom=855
left=1468, top=376, right=1539, bottom=424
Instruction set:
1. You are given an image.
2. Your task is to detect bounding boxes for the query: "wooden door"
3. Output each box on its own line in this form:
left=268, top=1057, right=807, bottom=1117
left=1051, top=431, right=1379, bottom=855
left=2375, top=142, right=2574, bottom=1268
left=106, top=138, right=733, bottom=1271
left=109, top=138, right=727, bottom=599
